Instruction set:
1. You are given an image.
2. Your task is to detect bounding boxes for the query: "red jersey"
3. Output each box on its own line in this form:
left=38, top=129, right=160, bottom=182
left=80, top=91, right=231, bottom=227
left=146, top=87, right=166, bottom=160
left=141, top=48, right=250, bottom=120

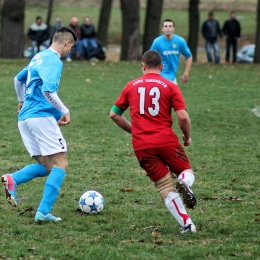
left=114, top=73, right=186, bottom=151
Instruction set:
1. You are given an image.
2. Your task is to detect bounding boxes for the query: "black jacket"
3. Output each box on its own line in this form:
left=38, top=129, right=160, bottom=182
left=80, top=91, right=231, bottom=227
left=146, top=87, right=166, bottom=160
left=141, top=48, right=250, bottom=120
left=222, top=19, right=241, bottom=38
left=201, top=20, right=222, bottom=41
left=27, top=22, right=49, bottom=44
left=80, top=24, right=96, bottom=39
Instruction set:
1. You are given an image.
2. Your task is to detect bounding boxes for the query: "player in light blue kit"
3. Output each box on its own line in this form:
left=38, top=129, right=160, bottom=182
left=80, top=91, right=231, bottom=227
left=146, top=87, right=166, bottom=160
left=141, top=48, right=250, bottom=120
left=150, top=19, right=192, bottom=84
left=2, top=27, right=77, bottom=222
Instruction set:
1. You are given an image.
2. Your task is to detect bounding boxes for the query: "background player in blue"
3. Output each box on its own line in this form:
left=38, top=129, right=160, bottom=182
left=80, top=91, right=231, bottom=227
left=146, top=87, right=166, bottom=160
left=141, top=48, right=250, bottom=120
left=150, top=19, right=192, bottom=84
left=2, top=27, right=77, bottom=222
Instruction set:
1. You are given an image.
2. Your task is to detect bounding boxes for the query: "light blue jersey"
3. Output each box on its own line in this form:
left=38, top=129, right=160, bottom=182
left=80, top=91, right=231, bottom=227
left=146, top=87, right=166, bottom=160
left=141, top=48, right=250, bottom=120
left=150, top=34, right=192, bottom=81
left=18, top=48, right=63, bottom=121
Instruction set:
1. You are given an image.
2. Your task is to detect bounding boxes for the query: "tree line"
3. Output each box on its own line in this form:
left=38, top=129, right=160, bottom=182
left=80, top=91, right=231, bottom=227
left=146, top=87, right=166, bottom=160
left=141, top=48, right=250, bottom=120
left=1, top=0, right=260, bottom=63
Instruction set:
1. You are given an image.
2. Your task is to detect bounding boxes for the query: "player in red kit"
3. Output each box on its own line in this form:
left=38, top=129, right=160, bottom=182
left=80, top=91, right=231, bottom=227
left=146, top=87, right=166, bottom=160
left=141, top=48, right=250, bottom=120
left=110, top=50, right=197, bottom=234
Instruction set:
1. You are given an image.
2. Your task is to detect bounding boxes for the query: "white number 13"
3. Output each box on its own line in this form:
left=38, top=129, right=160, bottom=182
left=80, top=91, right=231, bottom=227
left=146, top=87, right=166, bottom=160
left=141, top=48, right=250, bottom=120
left=138, top=87, right=160, bottom=116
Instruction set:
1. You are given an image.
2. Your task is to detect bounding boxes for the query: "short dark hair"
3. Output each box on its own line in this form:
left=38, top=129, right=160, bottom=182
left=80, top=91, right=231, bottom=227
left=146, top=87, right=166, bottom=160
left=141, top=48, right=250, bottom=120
left=162, top=19, right=175, bottom=27
left=208, top=12, right=214, bottom=16
left=53, top=26, right=78, bottom=43
left=141, top=50, right=162, bottom=69
left=36, top=16, right=42, bottom=20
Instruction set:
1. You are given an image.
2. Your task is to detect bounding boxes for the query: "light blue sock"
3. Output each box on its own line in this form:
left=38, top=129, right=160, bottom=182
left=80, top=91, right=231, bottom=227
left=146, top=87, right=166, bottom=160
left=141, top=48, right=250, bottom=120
left=37, top=167, right=66, bottom=215
left=12, top=164, right=47, bottom=185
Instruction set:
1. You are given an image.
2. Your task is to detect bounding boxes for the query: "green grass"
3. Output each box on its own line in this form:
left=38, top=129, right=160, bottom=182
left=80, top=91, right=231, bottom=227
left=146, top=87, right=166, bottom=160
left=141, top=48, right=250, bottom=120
left=0, top=59, right=260, bottom=259
left=24, top=6, right=257, bottom=46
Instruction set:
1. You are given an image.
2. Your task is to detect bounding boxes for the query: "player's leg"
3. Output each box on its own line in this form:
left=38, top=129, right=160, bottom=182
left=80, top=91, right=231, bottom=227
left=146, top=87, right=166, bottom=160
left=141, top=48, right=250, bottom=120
left=1, top=120, right=49, bottom=207
left=35, top=151, right=67, bottom=222
left=135, top=149, right=196, bottom=234
left=32, top=116, right=68, bottom=221
left=159, top=145, right=197, bottom=209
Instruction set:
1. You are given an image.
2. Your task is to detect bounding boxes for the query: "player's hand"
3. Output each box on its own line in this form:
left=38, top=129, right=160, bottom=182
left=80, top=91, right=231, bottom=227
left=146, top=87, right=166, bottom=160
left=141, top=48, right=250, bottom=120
left=17, top=102, right=24, bottom=113
left=181, top=73, right=189, bottom=84
left=58, top=112, right=70, bottom=126
left=183, top=135, right=192, bottom=146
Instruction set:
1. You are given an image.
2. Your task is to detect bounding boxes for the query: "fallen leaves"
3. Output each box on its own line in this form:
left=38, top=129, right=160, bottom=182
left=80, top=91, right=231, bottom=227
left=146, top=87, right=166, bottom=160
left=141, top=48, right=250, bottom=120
left=120, top=187, right=134, bottom=192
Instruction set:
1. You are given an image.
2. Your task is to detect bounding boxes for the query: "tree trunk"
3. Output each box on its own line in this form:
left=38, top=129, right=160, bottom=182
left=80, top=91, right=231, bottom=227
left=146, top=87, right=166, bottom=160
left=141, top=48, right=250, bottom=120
left=142, top=0, right=164, bottom=54
left=1, top=0, right=25, bottom=58
left=188, top=0, right=199, bottom=62
left=120, top=0, right=140, bottom=61
left=254, top=0, right=260, bottom=63
left=46, top=0, right=54, bottom=28
left=97, top=0, right=113, bottom=47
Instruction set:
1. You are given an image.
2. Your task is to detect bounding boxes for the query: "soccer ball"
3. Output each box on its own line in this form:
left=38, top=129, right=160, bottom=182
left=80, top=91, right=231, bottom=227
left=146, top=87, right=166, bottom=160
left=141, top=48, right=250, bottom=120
left=79, top=190, right=105, bottom=214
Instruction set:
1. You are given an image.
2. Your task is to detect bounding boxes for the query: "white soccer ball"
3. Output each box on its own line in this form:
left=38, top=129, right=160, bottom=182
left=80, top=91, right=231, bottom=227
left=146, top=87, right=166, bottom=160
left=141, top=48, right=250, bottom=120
left=79, top=190, right=105, bottom=214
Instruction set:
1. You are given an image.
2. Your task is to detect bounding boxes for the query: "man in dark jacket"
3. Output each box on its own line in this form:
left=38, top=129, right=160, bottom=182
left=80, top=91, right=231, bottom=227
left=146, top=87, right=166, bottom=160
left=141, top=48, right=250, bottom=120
left=80, top=17, right=98, bottom=59
left=222, top=11, right=241, bottom=63
left=201, top=12, right=222, bottom=64
left=65, top=17, right=83, bottom=61
left=27, top=16, right=49, bottom=57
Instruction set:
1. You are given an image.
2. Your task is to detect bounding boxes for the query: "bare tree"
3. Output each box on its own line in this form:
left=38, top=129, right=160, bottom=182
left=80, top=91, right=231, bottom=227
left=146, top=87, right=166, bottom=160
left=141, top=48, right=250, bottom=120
left=188, top=0, right=200, bottom=62
left=97, top=0, right=113, bottom=47
left=46, top=0, right=54, bottom=28
left=142, top=0, right=164, bottom=54
left=120, top=0, right=140, bottom=61
left=1, top=0, right=25, bottom=58
left=254, top=0, right=260, bottom=63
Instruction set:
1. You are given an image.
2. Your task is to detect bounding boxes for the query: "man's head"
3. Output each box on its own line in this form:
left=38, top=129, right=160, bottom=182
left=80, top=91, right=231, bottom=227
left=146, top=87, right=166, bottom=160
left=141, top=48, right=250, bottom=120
left=230, top=11, right=236, bottom=19
left=162, top=19, right=175, bottom=37
left=36, top=16, right=42, bottom=25
left=84, top=17, right=91, bottom=25
left=141, top=50, right=163, bottom=74
left=70, top=17, right=78, bottom=26
left=52, top=26, right=78, bottom=57
left=208, top=12, right=214, bottom=21
left=56, top=17, right=62, bottom=26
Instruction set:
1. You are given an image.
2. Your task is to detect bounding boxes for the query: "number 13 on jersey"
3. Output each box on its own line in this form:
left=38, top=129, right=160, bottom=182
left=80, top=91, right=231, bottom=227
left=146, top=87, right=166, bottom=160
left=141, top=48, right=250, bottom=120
left=138, top=87, right=160, bottom=116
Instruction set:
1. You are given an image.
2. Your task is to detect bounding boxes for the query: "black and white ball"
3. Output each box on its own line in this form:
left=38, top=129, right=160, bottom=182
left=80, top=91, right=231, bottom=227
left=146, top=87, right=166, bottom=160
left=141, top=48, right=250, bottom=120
left=79, top=190, right=105, bottom=214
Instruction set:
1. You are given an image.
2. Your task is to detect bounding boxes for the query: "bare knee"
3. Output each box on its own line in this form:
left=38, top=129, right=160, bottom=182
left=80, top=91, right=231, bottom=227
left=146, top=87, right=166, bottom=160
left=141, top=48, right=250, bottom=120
left=48, top=152, right=68, bottom=171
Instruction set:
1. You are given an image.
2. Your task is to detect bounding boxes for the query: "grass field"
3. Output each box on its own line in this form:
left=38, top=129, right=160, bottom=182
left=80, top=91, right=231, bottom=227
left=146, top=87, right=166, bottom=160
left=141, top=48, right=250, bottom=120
left=0, top=58, right=260, bottom=259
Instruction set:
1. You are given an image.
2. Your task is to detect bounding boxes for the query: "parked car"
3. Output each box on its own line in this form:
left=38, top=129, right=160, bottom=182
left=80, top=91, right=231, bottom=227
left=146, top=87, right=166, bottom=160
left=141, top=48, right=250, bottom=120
left=236, top=44, right=255, bottom=63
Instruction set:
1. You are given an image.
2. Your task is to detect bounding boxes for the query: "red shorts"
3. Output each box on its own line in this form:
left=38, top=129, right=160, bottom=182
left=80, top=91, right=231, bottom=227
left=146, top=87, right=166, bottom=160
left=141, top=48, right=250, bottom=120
left=134, top=145, right=191, bottom=182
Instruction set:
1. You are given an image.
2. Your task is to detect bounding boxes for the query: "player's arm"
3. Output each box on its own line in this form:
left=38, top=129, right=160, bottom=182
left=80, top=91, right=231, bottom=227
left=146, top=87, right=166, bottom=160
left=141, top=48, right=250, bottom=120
left=175, top=109, right=191, bottom=146
left=181, top=56, right=192, bottom=84
left=14, top=77, right=25, bottom=113
left=42, top=91, right=70, bottom=126
left=110, top=105, right=132, bottom=134
left=14, top=66, right=28, bottom=113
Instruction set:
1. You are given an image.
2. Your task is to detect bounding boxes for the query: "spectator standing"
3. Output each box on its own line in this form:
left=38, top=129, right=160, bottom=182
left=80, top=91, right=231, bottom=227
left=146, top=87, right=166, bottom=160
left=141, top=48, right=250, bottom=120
left=110, top=50, right=197, bottom=234
left=49, top=18, right=64, bottom=45
left=27, top=16, right=49, bottom=57
left=80, top=17, right=98, bottom=59
left=150, top=19, right=192, bottom=84
left=201, top=12, right=223, bottom=64
left=66, top=17, right=83, bottom=62
left=222, top=11, right=241, bottom=63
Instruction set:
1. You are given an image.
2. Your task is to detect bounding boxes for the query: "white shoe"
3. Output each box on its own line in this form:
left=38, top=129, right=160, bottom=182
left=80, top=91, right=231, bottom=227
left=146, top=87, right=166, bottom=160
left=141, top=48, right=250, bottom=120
left=66, top=57, right=72, bottom=62
left=180, top=223, right=196, bottom=234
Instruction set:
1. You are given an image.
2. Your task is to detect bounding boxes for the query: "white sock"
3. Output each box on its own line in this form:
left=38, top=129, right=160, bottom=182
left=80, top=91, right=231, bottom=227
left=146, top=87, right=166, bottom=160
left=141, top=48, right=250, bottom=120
left=164, top=191, right=193, bottom=227
left=178, top=171, right=195, bottom=187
